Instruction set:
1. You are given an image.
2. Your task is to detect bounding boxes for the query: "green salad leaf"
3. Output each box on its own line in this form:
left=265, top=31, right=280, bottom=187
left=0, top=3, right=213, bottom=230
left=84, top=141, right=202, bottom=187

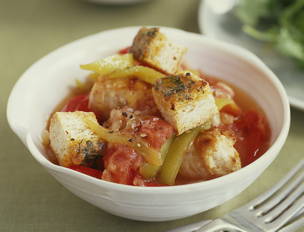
left=235, top=0, right=304, bottom=64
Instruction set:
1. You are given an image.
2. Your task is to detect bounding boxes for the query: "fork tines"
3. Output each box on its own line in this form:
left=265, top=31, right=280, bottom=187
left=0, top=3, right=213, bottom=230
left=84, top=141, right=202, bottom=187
left=234, top=160, right=304, bottom=231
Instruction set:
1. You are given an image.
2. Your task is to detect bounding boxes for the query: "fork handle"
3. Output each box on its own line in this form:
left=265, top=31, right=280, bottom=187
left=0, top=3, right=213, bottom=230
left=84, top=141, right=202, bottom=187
left=166, top=220, right=212, bottom=232
left=196, top=219, right=247, bottom=232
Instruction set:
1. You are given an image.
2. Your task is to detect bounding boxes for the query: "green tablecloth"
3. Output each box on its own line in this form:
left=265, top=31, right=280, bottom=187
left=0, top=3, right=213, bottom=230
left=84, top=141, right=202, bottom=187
left=1, top=0, right=303, bottom=231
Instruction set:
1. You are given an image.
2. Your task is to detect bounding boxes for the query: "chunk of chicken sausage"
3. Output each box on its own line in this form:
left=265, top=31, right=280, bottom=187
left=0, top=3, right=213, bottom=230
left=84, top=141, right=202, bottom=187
left=89, top=77, right=158, bottom=120
left=179, top=128, right=241, bottom=180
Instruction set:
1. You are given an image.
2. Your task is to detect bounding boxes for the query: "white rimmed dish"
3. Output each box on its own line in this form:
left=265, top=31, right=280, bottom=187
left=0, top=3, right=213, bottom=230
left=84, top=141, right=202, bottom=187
left=199, top=0, right=304, bottom=111
left=7, top=26, right=290, bottom=221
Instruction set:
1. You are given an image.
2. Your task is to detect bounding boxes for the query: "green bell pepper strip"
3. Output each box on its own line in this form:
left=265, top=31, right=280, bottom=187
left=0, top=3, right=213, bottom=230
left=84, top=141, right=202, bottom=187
left=139, top=137, right=174, bottom=179
left=158, top=127, right=201, bottom=185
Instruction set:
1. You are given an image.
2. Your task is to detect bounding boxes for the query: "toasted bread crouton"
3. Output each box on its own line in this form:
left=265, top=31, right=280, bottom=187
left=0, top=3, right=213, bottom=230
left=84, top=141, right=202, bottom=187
left=179, top=128, right=241, bottom=180
left=152, top=73, right=219, bottom=135
left=49, top=111, right=104, bottom=167
left=89, top=78, right=158, bottom=120
left=130, top=27, right=187, bottom=74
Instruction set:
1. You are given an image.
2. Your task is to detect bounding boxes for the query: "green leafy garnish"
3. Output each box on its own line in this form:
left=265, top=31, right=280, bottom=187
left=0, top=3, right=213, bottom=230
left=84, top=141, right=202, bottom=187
left=235, top=0, right=304, bottom=65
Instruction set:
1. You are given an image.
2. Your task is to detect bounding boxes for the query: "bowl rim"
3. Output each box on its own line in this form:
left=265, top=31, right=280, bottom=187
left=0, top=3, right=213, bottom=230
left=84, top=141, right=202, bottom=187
left=7, top=26, right=290, bottom=193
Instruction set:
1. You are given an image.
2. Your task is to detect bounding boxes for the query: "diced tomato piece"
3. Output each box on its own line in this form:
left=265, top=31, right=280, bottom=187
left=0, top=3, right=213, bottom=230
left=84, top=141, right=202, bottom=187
left=118, top=47, right=130, bottom=54
left=138, top=117, right=175, bottom=150
left=69, top=165, right=102, bottom=178
left=100, top=116, right=174, bottom=186
left=102, top=144, right=144, bottom=185
left=61, top=94, right=90, bottom=112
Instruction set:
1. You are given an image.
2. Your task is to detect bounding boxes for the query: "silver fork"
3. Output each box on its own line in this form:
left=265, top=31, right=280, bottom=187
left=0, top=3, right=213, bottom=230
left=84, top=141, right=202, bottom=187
left=168, top=159, right=304, bottom=232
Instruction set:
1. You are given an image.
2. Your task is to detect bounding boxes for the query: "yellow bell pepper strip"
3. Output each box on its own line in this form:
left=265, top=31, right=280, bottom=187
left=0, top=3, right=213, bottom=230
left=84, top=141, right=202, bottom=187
left=215, top=97, right=240, bottom=111
left=107, top=66, right=165, bottom=85
left=74, top=78, right=95, bottom=94
left=80, top=54, right=134, bottom=77
left=88, top=72, right=100, bottom=80
left=139, top=137, right=174, bottom=179
left=158, top=127, right=201, bottom=185
left=84, top=118, right=162, bottom=166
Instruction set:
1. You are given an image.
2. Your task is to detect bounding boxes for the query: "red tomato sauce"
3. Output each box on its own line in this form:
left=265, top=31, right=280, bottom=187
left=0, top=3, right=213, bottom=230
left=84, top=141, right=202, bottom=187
left=205, top=74, right=271, bottom=167
left=69, top=165, right=102, bottom=179
left=61, top=94, right=90, bottom=112
left=220, top=109, right=270, bottom=166
left=118, top=47, right=130, bottom=54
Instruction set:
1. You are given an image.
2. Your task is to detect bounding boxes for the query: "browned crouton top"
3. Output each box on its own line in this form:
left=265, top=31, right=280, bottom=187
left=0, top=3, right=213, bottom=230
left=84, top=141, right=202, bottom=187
left=154, top=74, right=209, bottom=102
left=130, top=27, right=161, bottom=60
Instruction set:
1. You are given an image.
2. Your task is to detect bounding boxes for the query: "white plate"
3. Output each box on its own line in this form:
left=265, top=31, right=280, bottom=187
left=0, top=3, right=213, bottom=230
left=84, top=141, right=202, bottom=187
left=199, top=0, right=304, bottom=110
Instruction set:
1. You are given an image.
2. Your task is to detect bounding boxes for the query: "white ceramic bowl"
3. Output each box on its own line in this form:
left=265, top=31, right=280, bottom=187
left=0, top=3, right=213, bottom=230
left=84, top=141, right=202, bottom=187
left=7, top=26, right=290, bottom=221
